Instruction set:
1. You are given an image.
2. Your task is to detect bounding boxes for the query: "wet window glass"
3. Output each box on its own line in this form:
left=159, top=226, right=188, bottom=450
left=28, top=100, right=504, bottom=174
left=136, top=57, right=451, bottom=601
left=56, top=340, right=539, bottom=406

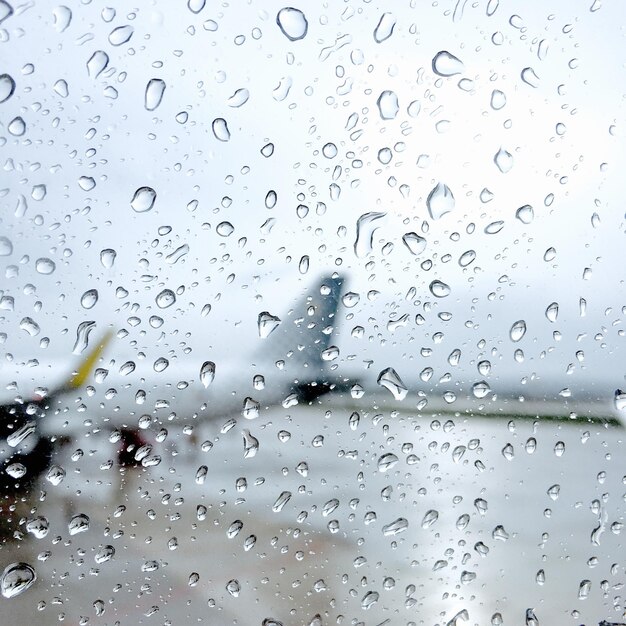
left=0, top=1, right=624, bottom=625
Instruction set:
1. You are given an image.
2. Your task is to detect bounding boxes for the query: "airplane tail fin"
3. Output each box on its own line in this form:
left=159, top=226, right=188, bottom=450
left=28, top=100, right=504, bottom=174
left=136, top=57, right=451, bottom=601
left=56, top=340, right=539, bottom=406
left=259, top=274, right=345, bottom=381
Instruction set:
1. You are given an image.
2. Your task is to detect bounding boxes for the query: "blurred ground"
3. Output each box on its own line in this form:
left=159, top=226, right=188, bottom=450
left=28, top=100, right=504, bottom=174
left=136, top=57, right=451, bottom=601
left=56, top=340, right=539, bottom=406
left=0, top=396, right=624, bottom=626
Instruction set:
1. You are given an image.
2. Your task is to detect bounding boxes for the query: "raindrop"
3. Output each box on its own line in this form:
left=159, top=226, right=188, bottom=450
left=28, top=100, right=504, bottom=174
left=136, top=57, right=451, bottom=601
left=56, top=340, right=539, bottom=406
left=525, top=609, right=539, bottom=626
left=145, top=78, right=166, bottom=111
left=72, top=320, right=96, bottom=355
left=35, top=258, right=56, bottom=274
left=0, top=236, right=12, bottom=256
left=472, top=381, right=491, bottom=399
left=490, top=89, right=506, bottom=110
left=258, top=312, right=281, bottom=338
left=516, top=205, right=534, bottom=224
left=376, top=90, right=399, bottom=120
left=276, top=7, right=308, bottom=41
left=373, top=12, right=396, bottom=43
left=188, top=0, right=205, bottom=13
left=361, top=591, right=379, bottom=609
left=545, top=302, right=558, bottom=322
left=242, top=397, right=260, bottom=420
left=46, top=465, right=66, bottom=485
left=87, top=51, right=109, bottom=78
left=377, top=367, right=408, bottom=400
left=228, top=88, right=250, bottom=107
left=20, top=317, right=40, bottom=336
left=354, top=212, right=386, bottom=258
left=613, top=389, right=626, bottom=412
left=131, top=186, right=156, bottom=213
left=200, top=361, right=215, bottom=387
left=216, top=221, right=234, bottom=236
left=429, top=280, right=451, bottom=298
left=155, top=289, right=176, bottom=308
left=421, top=509, right=439, bottom=528
left=212, top=118, right=230, bottom=141
left=494, top=147, right=513, bottom=173
left=0, top=563, right=36, bottom=598
left=322, top=142, right=338, bottom=158
left=382, top=517, right=408, bottom=536
left=226, top=579, right=241, bottom=597
left=459, top=250, right=476, bottom=267
left=242, top=429, right=259, bottom=458
left=402, top=232, right=426, bottom=255
left=377, top=453, right=399, bottom=472
left=108, top=25, right=133, bottom=46
left=427, top=183, right=454, bottom=219
left=578, top=579, right=591, bottom=600
left=5, top=463, right=26, bottom=479
left=8, top=116, right=25, bottom=136
left=432, top=51, right=464, bottom=76
left=510, top=320, right=527, bottom=342
left=195, top=465, right=208, bottom=484
left=521, top=67, right=539, bottom=87
left=94, top=545, right=115, bottom=564
left=502, top=443, right=514, bottom=460
left=52, top=5, right=72, bottom=31
left=80, top=289, right=98, bottom=309
left=272, top=490, right=292, bottom=512
left=100, top=249, right=116, bottom=268
left=0, top=1, right=13, bottom=25
left=0, top=73, right=16, bottom=103
left=68, top=514, right=90, bottom=535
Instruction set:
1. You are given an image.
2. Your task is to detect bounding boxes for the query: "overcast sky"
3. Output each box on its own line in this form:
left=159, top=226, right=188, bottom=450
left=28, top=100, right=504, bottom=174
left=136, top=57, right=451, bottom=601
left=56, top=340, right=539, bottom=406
left=0, top=0, right=624, bottom=405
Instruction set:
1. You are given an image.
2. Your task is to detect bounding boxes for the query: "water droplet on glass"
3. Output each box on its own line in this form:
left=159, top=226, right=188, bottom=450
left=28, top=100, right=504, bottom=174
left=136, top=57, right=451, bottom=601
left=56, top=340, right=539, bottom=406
left=68, top=514, right=90, bottom=535
left=0, top=236, right=13, bottom=256
left=510, top=320, right=527, bottom=342
left=525, top=609, right=539, bottom=626
left=99, top=248, right=116, bottom=268
left=200, top=361, right=215, bottom=388
left=19, top=317, right=39, bottom=336
left=547, top=484, right=560, bottom=501
left=1, top=563, right=36, bottom=598
left=188, top=0, right=205, bottom=14
left=373, top=12, right=396, bottom=43
left=502, top=443, right=514, bottom=460
left=382, top=517, right=408, bottom=536
left=432, top=51, right=464, bottom=76
left=226, top=579, right=241, bottom=597
left=427, top=183, right=454, bottom=219
left=613, top=389, right=626, bottom=412
left=94, top=545, right=115, bottom=564
left=516, top=205, right=534, bottom=224
left=242, top=429, right=259, bottom=458
left=87, top=50, right=109, bottom=77
left=8, top=116, right=25, bottom=136
left=228, top=88, right=249, bottom=107
left=377, top=453, right=398, bottom=472
left=108, top=24, right=133, bottom=46
left=212, top=117, right=230, bottom=141
left=361, top=591, right=379, bottom=609
left=421, top=509, right=439, bottom=528
left=576, top=579, right=593, bottom=602
left=35, top=257, right=56, bottom=274
left=72, top=320, right=95, bottom=355
left=472, top=381, right=491, bottom=399
left=402, top=232, right=426, bottom=255
left=80, top=289, right=98, bottom=309
left=377, top=367, right=408, bottom=401
left=459, top=250, right=476, bottom=267
left=258, top=312, right=281, bottom=338
left=490, top=89, right=506, bottom=110
left=242, top=397, right=260, bottom=420
left=131, top=186, right=156, bottom=213
left=276, top=7, right=308, bottom=41
left=272, top=490, right=292, bottom=512
left=0, top=73, right=16, bottom=103
left=52, top=5, right=72, bottom=31
left=521, top=67, right=539, bottom=87
left=494, top=147, right=513, bottom=173
left=156, top=289, right=176, bottom=308
left=0, top=1, right=14, bottom=25
left=376, top=90, right=399, bottom=120
left=216, top=221, right=234, bottom=236
left=354, top=212, right=386, bottom=258
left=429, top=280, right=451, bottom=298
left=46, top=464, right=66, bottom=485
left=545, top=302, right=558, bottom=322
left=145, top=78, right=166, bottom=111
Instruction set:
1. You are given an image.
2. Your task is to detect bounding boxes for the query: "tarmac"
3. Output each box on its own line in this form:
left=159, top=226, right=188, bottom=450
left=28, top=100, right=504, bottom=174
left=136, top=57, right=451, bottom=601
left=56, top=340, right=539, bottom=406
left=0, top=395, right=624, bottom=625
